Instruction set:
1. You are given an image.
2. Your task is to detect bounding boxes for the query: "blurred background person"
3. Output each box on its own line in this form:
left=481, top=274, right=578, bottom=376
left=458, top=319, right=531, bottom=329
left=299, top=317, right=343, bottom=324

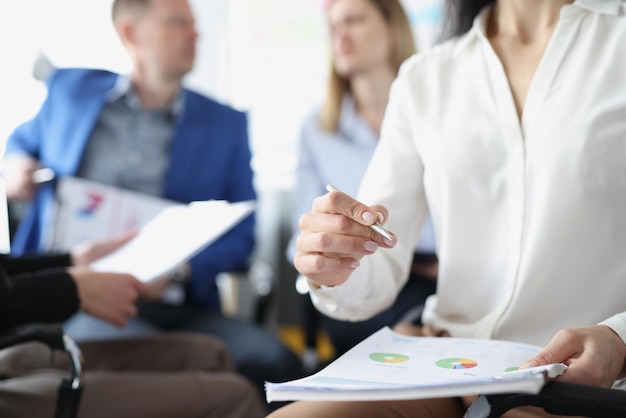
left=2, top=0, right=303, bottom=406
left=286, top=0, right=438, bottom=362
left=0, top=233, right=265, bottom=418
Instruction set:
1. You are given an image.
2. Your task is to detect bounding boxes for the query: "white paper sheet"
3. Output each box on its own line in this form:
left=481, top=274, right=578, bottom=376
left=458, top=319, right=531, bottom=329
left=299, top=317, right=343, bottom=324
left=90, top=200, right=254, bottom=282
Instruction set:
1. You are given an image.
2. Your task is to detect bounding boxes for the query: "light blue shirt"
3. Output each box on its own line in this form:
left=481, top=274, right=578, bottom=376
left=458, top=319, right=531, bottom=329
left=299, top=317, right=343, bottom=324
left=286, top=95, right=436, bottom=262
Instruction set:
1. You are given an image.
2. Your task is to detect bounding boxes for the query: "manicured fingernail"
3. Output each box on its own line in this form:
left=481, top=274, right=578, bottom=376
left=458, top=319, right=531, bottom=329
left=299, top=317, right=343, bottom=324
left=362, top=212, right=376, bottom=223
left=519, top=362, right=536, bottom=369
left=376, top=211, right=385, bottom=223
left=364, top=241, right=378, bottom=252
left=383, top=237, right=395, bottom=246
left=349, top=260, right=360, bottom=269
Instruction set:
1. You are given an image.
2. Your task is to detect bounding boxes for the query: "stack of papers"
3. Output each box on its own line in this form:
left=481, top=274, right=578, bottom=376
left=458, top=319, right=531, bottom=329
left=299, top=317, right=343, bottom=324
left=265, top=327, right=566, bottom=403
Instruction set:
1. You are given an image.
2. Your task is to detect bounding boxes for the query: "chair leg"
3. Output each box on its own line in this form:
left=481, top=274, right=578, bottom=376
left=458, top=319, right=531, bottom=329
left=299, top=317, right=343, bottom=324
left=55, top=378, right=83, bottom=418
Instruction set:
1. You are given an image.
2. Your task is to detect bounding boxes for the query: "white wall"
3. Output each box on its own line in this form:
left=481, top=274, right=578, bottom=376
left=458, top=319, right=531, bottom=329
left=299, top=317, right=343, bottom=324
left=0, top=0, right=443, bottom=187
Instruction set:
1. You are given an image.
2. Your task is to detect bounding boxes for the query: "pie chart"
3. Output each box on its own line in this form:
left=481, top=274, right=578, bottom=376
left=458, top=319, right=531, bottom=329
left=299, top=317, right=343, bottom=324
left=369, top=352, right=410, bottom=363
left=435, top=357, right=478, bottom=369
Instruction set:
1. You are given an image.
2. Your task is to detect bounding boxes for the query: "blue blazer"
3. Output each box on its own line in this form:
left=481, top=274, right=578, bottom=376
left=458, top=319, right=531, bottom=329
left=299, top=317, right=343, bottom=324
left=5, top=68, right=256, bottom=308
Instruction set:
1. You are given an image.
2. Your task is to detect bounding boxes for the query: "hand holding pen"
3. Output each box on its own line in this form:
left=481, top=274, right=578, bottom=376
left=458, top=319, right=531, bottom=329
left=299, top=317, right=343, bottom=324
left=293, top=183, right=396, bottom=288
left=325, top=185, right=393, bottom=240
left=2, top=153, right=55, bottom=201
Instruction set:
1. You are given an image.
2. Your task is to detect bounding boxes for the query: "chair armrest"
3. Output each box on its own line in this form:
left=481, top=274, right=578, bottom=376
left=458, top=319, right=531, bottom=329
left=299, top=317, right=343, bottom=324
left=216, top=260, right=276, bottom=324
left=464, top=381, right=626, bottom=418
left=0, top=323, right=67, bottom=350
left=1, top=323, right=85, bottom=418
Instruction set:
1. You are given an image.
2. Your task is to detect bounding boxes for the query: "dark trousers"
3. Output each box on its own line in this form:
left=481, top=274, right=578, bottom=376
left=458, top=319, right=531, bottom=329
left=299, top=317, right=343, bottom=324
left=0, top=334, right=266, bottom=418
left=307, top=252, right=438, bottom=357
left=64, top=303, right=305, bottom=410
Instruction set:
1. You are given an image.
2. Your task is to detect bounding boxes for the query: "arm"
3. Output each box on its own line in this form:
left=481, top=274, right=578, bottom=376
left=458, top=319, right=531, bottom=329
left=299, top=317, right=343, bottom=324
left=296, top=73, right=428, bottom=321
left=0, top=266, right=78, bottom=331
left=3, top=71, right=60, bottom=200
left=0, top=234, right=149, bottom=331
left=2, top=155, right=43, bottom=200
left=0, top=253, right=71, bottom=275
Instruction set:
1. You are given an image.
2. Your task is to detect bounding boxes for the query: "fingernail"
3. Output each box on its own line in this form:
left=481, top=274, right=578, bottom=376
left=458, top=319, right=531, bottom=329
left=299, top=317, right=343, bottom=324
left=364, top=241, right=378, bottom=252
left=519, top=362, right=537, bottom=369
left=383, top=237, right=395, bottom=246
left=376, top=211, right=385, bottom=223
left=362, top=212, right=376, bottom=223
left=349, top=260, right=360, bottom=269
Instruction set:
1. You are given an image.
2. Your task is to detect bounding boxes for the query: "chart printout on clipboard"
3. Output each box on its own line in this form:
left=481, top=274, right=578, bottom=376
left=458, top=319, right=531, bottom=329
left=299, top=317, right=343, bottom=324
left=46, top=176, right=181, bottom=252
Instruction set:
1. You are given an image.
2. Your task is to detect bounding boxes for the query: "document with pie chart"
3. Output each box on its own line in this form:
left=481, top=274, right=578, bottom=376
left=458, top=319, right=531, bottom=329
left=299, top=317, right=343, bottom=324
left=265, top=327, right=567, bottom=403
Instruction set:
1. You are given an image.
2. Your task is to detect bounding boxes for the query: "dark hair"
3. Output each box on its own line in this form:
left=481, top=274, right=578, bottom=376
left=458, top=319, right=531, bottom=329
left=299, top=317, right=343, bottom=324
left=441, top=0, right=495, bottom=39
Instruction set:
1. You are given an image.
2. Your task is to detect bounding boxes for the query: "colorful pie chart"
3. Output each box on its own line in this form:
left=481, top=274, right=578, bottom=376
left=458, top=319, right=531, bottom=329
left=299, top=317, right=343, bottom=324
left=435, top=357, right=478, bottom=369
left=369, top=352, right=410, bottom=363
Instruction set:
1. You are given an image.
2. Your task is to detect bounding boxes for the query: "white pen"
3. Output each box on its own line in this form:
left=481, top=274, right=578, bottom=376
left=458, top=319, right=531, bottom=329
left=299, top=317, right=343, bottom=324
left=325, top=184, right=393, bottom=241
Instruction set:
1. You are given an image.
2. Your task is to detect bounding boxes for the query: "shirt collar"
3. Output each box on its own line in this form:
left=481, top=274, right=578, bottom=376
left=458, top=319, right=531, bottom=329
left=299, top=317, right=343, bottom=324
left=461, top=0, right=623, bottom=49
left=574, top=0, right=623, bottom=15
left=106, top=74, right=185, bottom=118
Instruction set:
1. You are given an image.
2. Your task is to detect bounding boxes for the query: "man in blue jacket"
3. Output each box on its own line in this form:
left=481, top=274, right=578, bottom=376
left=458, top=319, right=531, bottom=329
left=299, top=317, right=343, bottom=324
left=2, top=0, right=303, bottom=404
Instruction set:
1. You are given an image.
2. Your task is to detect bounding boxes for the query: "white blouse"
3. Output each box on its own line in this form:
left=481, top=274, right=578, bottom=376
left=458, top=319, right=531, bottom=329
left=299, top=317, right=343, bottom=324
left=308, top=0, right=626, bottom=348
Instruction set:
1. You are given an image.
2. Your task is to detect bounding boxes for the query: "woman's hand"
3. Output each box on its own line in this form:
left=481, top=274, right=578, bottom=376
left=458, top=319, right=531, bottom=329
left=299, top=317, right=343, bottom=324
left=294, top=188, right=396, bottom=287
left=521, top=325, right=626, bottom=387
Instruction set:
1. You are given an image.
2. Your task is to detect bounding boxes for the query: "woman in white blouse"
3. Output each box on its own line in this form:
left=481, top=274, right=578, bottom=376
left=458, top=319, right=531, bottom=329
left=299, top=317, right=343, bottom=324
left=272, top=0, right=626, bottom=416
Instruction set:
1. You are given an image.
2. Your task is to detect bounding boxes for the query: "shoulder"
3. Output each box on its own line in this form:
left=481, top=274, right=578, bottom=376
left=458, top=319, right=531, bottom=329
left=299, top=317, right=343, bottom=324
left=398, top=34, right=473, bottom=84
left=49, top=68, right=117, bottom=86
left=183, top=89, right=246, bottom=121
left=297, top=106, right=327, bottom=143
left=390, top=32, right=479, bottom=110
left=47, top=68, right=118, bottom=96
left=301, top=107, right=322, bottom=131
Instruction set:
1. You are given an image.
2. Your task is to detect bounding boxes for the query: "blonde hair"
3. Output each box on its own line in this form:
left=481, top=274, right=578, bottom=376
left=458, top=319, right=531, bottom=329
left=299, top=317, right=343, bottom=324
left=319, top=0, right=417, bottom=132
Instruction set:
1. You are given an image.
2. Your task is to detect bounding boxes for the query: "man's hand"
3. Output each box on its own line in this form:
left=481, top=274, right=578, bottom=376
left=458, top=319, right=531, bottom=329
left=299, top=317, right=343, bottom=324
left=71, top=231, right=138, bottom=266
left=521, top=325, right=626, bottom=387
left=69, top=267, right=150, bottom=327
left=294, top=188, right=396, bottom=287
left=3, top=155, right=42, bottom=200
